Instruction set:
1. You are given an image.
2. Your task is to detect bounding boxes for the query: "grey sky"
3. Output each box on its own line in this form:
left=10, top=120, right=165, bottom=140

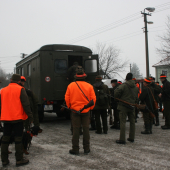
left=0, top=0, right=170, bottom=80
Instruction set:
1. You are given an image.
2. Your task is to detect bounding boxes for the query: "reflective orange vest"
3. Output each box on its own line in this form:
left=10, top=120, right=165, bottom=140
left=0, top=83, right=28, bottom=121
left=65, top=81, right=96, bottom=113
left=136, top=83, right=141, bottom=98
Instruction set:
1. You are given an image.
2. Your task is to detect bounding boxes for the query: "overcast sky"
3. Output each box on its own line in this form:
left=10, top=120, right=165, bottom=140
left=0, top=0, right=170, bottom=80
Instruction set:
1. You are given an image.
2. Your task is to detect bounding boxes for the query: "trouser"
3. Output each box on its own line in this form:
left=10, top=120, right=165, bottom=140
left=163, top=101, right=170, bottom=126
left=119, top=109, right=135, bottom=141
left=70, top=113, right=82, bottom=134
left=71, top=112, right=90, bottom=151
left=154, top=109, right=159, bottom=124
left=93, top=109, right=108, bottom=133
left=90, top=111, right=96, bottom=129
left=143, top=112, right=153, bottom=130
left=113, top=108, right=119, bottom=127
left=33, top=110, right=40, bottom=127
left=1, top=122, right=23, bottom=162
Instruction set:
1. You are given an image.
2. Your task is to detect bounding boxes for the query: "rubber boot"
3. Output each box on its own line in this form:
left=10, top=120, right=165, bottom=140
left=1, top=136, right=10, bottom=163
left=141, top=124, right=151, bottom=134
left=15, top=137, right=23, bottom=162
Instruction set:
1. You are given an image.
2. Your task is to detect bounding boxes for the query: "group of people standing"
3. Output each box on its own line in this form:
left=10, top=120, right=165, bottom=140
left=66, top=63, right=170, bottom=154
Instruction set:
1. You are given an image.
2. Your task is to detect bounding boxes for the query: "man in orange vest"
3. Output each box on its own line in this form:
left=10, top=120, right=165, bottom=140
left=0, top=74, right=33, bottom=167
left=65, top=66, right=96, bottom=155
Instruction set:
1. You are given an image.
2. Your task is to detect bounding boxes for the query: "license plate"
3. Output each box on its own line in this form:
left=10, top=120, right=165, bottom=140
left=44, top=105, right=53, bottom=111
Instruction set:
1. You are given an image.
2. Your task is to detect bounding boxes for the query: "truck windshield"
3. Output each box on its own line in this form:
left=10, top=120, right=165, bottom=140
left=55, top=59, right=67, bottom=73
left=85, top=59, right=97, bottom=73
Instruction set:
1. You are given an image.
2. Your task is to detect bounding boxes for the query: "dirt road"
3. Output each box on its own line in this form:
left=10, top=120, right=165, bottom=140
left=1, top=112, right=170, bottom=170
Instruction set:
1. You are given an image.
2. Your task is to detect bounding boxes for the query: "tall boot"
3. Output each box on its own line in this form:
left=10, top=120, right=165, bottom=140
left=141, top=124, right=151, bottom=134
left=15, top=137, right=23, bottom=161
left=1, top=136, right=10, bottom=163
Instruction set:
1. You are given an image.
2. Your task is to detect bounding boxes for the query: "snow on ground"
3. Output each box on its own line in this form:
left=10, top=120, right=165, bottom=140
left=0, top=112, right=170, bottom=170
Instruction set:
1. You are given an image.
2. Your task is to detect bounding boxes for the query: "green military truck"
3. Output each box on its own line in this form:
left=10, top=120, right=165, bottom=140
left=16, top=44, right=99, bottom=122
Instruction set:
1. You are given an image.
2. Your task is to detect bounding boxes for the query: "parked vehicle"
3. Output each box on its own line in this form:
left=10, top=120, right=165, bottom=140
left=16, top=44, right=99, bottom=122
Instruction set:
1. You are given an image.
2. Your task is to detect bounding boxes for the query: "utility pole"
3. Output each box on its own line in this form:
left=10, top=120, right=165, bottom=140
left=130, top=64, right=132, bottom=73
left=141, top=7, right=155, bottom=78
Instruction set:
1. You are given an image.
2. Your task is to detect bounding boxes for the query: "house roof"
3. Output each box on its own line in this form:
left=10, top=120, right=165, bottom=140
left=152, top=56, right=170, bottom=67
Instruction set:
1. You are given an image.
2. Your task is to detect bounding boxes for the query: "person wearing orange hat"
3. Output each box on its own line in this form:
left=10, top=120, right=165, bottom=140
left=149, top=76, right=161, bottom=126
left=20, top=76, right=42, bottom=134
left=159, top=74, right=170, bottom=129
left=0, top=74, right=33, bottom=167
left=65, top=66, right=96, bottom=155
left=139, top=78, right=154, bottom=134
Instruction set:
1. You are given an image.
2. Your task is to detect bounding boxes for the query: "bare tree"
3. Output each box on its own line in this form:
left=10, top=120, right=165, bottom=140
left=156, top=16, right=170, bottom=59
left=131, top=63, right=143, bottom=79
left=93, top=43, right=128, bottom=79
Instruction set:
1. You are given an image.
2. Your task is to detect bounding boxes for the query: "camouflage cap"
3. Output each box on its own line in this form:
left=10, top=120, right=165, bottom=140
left=11, top=74, right=21, bottom=82
left=96, top=75, right=102, bottom=80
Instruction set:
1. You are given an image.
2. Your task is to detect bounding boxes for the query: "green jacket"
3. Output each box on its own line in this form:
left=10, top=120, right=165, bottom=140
left=25, top=89, right=40, bottom=127
left=93, top=81, right=110, bottom=110
left=150, top=82, right=161, bottom=103
left=114, top=80, right=139, bottom=111
left=110, top=83, right=120, bottom=109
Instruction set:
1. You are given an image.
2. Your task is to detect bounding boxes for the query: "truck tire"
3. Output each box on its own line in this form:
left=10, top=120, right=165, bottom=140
left=38, top=105, right=44, bottom=122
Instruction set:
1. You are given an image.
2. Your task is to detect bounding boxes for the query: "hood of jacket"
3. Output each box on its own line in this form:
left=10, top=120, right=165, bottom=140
left=125, top=80, right=136, bottom=88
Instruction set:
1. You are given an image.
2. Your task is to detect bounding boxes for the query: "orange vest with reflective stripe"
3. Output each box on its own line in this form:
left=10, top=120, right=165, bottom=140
left=0, top=83, right=28, bottom=121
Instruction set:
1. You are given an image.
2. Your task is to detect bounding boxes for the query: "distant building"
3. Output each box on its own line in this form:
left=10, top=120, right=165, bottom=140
left=152, top=56, right=170, bottom=83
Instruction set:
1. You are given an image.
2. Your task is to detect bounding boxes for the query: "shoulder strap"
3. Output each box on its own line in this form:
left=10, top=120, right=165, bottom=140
left=75, top=81, right=89, bottom=101
left=146, top=86, right=157, bottom=103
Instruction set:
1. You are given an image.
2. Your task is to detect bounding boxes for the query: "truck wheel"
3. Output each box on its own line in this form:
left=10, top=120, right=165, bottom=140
left=38, top=105, right=44, bottom=122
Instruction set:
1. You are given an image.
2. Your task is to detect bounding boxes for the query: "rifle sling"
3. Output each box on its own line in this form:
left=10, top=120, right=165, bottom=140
left=75, top=81, right=89, bottom=102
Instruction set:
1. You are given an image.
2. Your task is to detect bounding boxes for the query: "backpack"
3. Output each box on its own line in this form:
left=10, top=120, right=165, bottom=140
left=95, top=88, right=108, bottom=106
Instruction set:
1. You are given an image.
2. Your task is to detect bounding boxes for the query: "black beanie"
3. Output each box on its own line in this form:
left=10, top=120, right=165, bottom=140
left=126, top=73, right=133, bottom=80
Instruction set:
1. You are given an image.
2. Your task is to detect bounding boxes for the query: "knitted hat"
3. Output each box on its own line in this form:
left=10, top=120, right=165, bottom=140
left=144, top=78, right=151, bottom=83
left=118, top=81, right=122, bottom=85
left=149, top=76, right=155, bottom=80
left=11, top=74, right=21, bottom=81
left=126, top=73, right=133, bottom=80
left=74, top=66, right=87, bottom=79
left=111, top=79, right=117, bottom=83
left=21, top=76, right=26, bottom=82
left=95, top=75, right=102, bottom=81
left=160, top=74, right=167, bottom=79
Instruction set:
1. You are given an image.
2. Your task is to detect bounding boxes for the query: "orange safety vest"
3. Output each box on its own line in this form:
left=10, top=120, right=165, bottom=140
left=136, top=83, right=141, bottom=98
left=0, top=83, right=28, bottom=121
left=65, top=81, right=96, bottom=113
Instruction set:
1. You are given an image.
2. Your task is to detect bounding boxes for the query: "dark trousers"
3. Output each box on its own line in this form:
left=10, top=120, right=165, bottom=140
left=113, top=108, right=119, bottom=127
left=1, top=122, right=23, bottom=162
left=90, top=111, right=96, bottom=129
left=143, top=112, right=153, bottom=125
left=93, top=109, right=108, bottom=133
left=72, top=112, right=90, bottom=151
left=163, top=101, right=170, bottom=126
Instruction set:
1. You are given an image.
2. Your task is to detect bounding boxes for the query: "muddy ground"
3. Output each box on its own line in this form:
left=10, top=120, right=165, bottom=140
left=0, top=112, right=170, bottom=170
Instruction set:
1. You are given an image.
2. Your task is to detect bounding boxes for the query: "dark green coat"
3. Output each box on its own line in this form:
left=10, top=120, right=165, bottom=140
left=150, top=82, right=161, bottom=103
left=93, top=81, right=110, bottom=110
left=161, top=79, right=170, bottom=101
left=110, top=83, right=119, bottom=109
left=139, top=85, right=154, bottom=112
left=25, top=89, right=39, bottom=127
left=114, top=80, right=139, bottom=111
